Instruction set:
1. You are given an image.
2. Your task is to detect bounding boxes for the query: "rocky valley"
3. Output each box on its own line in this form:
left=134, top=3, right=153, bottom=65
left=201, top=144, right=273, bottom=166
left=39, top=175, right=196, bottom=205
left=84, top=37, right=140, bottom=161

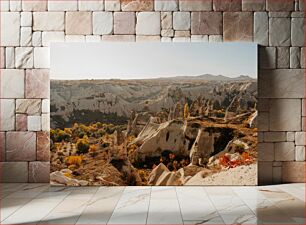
left=50, top=75, right=258, bottom=186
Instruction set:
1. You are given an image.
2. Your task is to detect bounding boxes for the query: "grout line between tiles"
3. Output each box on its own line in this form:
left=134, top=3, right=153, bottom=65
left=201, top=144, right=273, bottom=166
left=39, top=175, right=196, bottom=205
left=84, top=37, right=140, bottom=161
left=145, top=186, right=152, bottom=225
left=105, top=186, right=126, bottom=225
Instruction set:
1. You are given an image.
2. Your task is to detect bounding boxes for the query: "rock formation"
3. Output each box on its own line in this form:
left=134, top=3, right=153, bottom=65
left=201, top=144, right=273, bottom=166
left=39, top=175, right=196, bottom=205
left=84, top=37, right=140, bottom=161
left=189, top=129, right=214, bottom=165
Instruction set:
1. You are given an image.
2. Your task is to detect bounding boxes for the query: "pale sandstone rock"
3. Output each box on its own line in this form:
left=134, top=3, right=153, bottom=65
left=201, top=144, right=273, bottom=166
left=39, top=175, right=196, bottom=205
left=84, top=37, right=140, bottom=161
left=34, top=47, right=50, bottom=68
left=223, top=12, right=253, bottom=42
left=186, top=164, right=257, bottom=186
left=259, top=47, right=276, bottom=69
left=258, top=143, right=274, bottom=161
left=287, top=132, right=295, bottom=142
left=10, top=0, right=22, bottom=11
left=269, top=18, right=291, bottom=47
left=114, top=12, right=135, bottom=35
left=20, top=27, right=32, bottom=46
left=22, top=0, right=47, bottom=11
left=161, top=29, right=174, bottom=37
left=1, top=12, right=20, bottom=46
left=121, top=0, right=153, bottom=11
left=148, top=163, right=182, bottom=186
left=291, top=18, right=304, bottom=47
left=155, top=0, right=178, bottom=11
left=21, top=12, right=32, bottom=26
left=5, top=47, right=15, bottom=69
left=27, top=116, right=41, bottom=131
left=85, top=35, right=101, bottom=42
left=42, top=32, right=65, bottom=46
left=179, top=0, right=212, bottom=11
left=78, top=0, right=104, bottom=10
left=264, top=132, right=286, bottom=142
left=48, top=0, right=77, bottom=11
left=191, top=12, right=222, bottom=35
left=242, top=0, right=265, bottom=11
left=213, top=0, right=242, bottom=11
left=190, top=129, right=214, bottom=165
left=65, top=35, right=86, bottom=42
left=33, top=12, right=65, bottom=31
left=105, top=0, right=120, bottom=11
left=266, top=0, right=294, bottom=11
left=26, top=69, right=50, bottom=98
left=208, top=35, right=222, bottom=42
left=254, top=12, right=268, bottom=46
left=161, top=12, right=172, bottom=29
left=173, top=12, right=190, bottom=30
left=41, top=113, right=50, bottom=131
left=102, top=35, right=135, bottom=42
left=6, top=132, right=36, bottom=161
left=133, top=120, right=189, bottom=158
left=29, top=162, right=50, bottom=183
left=136, top=36, right=161, bottom=42
left=32, top=31, right=42, bottom=46
left=16, top=114, right=27, bottom=131
left=258, top=69, right=304, bottom=98
left=295, top=132, right=305, bottom=146
left=282, top=162, right=305, bottom=183
left=66, top=12, right=92, bottom=35
left=42, top=99, right=50, bottom=113
left=0, top=162, right=28, bottom=182
left=93, top=12, right=113, bottom=35
left=270, top=99, right=301, bottom=131
left=16, top=99, right=41, bottom=115
left=276, top=47, right=289, bottom=69
left=274, top=142, right=295, bottom=161
left=0, top=99, right=15, bottom=131
left=0, top=69, right=24, bottom=98
left=191, top=35, right=208, bottom=42
left=290, top=47, right=301, bottom=69
left=50, top=171, right=89, bottom=186
left=295, top=146, right=305, bottom=161
left=136, top=12, right=160, bottom=35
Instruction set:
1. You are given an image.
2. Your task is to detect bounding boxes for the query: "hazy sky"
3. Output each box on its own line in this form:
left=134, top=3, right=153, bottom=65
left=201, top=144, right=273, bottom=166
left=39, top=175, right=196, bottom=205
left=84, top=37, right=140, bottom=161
left=51, top=42, right=257, bottom=80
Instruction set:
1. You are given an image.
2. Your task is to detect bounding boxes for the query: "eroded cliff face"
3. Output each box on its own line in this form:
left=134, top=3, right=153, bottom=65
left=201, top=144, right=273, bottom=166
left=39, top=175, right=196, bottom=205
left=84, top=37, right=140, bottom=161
left=50, top=76, right=257, bottom=129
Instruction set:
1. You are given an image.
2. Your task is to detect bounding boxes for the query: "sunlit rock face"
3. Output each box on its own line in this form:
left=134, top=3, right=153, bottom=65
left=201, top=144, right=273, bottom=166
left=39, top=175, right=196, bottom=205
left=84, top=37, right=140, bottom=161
left=50, top=75, right=257, bottom=129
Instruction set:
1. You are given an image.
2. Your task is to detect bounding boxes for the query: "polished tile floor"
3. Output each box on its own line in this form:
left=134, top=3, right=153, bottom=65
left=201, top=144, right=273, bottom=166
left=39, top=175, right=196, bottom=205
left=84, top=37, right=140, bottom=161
left=0, top=183, right=305, bottom=224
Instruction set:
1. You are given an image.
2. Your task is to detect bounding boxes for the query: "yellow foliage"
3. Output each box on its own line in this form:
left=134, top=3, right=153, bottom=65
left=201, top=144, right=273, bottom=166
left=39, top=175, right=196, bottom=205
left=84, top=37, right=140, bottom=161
left=89, top=145, right=97, bottom=152
left=76, top=138, right=90, bottom=154
left=63, top=173, right=72, bottom=178
left=184, top=103, right=189, bottom=119
left=66, top=156, right=83, bottom=166
left=68, top=164, right=77, bottom=171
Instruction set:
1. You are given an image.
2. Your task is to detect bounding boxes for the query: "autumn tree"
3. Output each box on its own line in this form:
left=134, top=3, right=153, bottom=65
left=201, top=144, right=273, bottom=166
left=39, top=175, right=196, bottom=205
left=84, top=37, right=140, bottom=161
left=184, top=103, right=189, bottom=119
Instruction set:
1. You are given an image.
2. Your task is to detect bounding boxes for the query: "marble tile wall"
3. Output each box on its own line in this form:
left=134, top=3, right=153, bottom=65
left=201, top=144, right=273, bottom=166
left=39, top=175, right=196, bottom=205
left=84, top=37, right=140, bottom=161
left=0, top=0, right=304, bottom=184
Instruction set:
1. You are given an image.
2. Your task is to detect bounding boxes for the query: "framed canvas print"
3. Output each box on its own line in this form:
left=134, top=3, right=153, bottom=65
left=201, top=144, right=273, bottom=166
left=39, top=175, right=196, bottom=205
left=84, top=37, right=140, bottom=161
left=50, top=42, right=258, bottom=186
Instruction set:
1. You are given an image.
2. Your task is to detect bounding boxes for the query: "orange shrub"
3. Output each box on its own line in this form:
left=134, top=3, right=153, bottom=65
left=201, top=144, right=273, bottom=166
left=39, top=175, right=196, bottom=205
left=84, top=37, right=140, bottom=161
left=66, top=156, right=83, bottom=166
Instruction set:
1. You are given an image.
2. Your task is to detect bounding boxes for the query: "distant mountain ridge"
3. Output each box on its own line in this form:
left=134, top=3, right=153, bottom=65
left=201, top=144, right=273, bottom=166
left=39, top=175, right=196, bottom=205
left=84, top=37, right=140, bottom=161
left=51, top=74, right=255, bottom=82
left=162, top=74, right=255, bottom=81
